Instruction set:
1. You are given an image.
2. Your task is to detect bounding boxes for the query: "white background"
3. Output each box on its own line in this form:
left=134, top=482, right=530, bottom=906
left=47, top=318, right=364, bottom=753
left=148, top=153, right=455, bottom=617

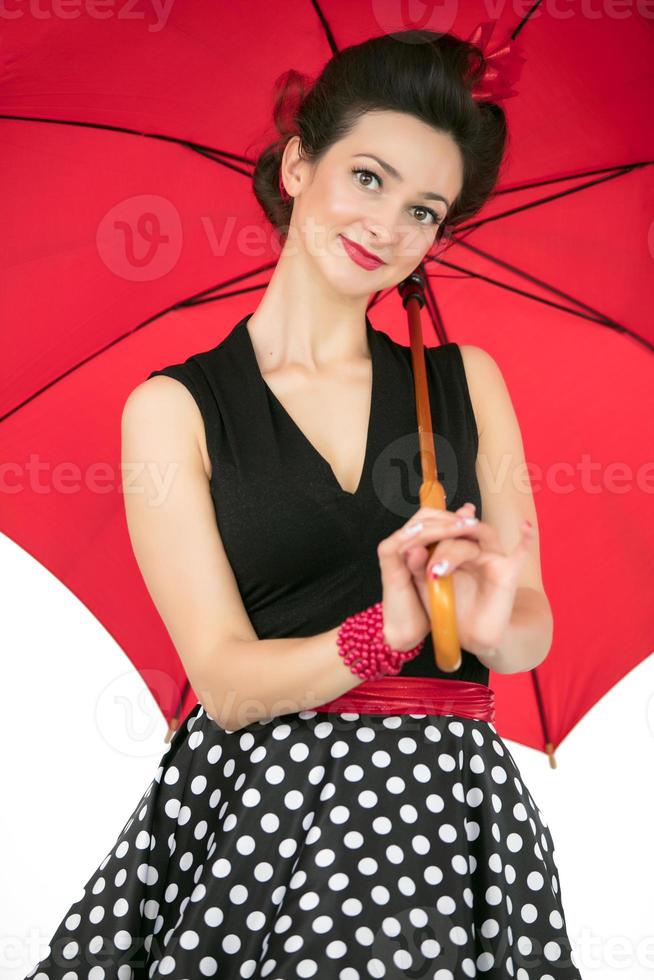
left=1, top=531, right=653, bottom=980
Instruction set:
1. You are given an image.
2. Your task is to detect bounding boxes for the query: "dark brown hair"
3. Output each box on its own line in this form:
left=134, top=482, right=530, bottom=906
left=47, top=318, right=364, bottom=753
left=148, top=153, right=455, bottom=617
left=251, top=29, right=509, bottom=250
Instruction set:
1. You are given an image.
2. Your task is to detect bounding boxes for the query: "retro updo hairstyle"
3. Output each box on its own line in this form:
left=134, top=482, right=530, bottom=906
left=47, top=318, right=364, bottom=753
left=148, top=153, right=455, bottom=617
left=251, top=29, right=509, bottom=249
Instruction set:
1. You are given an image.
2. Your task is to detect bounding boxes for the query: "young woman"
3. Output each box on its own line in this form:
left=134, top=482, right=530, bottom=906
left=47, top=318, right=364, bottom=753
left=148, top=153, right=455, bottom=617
left=25, top=29, right=582, bottom=980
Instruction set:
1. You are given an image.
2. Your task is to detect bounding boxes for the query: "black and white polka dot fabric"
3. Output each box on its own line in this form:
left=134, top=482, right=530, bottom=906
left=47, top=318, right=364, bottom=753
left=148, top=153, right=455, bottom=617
left=25, top=700, right=582, bottom=978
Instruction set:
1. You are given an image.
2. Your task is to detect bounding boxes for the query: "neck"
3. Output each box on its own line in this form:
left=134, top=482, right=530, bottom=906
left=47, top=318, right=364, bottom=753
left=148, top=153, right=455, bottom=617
left=245, top=239, right=372, bottom=373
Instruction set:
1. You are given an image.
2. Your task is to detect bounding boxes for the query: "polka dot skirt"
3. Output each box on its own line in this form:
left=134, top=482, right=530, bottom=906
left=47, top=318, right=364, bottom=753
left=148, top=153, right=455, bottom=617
left=25, top=701, right=582, bottom=978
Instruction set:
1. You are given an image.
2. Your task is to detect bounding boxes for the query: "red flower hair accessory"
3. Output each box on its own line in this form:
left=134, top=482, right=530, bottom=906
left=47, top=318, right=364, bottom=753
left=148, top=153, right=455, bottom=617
left=465, top=20, right=526, bottom=103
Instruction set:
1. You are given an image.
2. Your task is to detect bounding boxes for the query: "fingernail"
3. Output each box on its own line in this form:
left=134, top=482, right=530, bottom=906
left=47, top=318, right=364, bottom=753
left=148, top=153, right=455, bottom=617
left=402, top=521, right=423, bottom=537
left=429, top=558, right=450, bottom=578
left=455, top=516, right=478, bottom=527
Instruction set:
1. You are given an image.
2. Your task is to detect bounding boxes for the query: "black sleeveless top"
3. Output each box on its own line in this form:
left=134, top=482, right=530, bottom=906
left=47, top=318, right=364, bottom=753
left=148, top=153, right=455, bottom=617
left=147, top=312, right=488, bottom=686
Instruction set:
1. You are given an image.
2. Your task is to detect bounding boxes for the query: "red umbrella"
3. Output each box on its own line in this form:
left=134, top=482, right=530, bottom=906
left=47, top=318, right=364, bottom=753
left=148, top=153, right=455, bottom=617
left=1, top=1, right=652, bottom=762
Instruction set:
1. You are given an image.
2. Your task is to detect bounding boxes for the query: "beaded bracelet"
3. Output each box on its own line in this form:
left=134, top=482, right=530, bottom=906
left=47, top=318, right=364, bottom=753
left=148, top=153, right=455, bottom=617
left=336, top=601, right=425, bottom=681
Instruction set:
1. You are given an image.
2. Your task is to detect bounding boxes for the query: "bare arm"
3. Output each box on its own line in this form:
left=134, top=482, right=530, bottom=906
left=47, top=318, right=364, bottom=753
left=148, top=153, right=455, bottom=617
left=121, top=375, right=362, bottom=734
left=459, top=344, right=554, bottom=674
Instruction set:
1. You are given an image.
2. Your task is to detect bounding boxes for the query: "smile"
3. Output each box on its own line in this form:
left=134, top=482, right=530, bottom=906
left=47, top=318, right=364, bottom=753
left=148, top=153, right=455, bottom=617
left=339, top=235, right=386, bottom=270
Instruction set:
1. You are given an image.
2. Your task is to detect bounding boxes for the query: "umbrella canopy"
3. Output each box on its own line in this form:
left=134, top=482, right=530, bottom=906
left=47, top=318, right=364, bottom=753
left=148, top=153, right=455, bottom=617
left=1, top=0, right=652, bottom=760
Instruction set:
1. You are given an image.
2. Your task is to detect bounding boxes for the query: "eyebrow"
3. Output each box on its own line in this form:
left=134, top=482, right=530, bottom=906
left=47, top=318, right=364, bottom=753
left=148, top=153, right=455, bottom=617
left=352, top=152, right=451, bottom=208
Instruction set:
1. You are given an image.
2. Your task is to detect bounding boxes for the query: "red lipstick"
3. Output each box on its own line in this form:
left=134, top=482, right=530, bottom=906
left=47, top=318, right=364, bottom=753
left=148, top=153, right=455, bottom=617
left=339, top=235, right=386, bottom=270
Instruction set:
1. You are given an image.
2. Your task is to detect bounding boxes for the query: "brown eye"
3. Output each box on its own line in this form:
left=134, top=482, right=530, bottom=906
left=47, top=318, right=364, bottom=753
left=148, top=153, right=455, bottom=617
left=350, top=166, right=381, bottom=190
left=350, top=166, right=440, bottom=226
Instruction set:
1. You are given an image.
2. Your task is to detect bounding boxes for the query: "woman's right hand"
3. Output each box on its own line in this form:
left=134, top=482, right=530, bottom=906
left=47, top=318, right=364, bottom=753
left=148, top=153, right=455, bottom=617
left=377, top=506, right=470, bottom=652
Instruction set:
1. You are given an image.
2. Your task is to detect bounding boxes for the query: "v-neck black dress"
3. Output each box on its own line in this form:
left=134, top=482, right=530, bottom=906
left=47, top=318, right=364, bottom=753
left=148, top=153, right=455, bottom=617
left=24, top=314, right=582, bottom=979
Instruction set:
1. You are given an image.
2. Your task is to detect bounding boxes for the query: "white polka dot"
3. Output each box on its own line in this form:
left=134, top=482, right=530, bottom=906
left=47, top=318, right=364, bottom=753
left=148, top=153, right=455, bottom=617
left=520, top=902, right=538, bottom=922
left=477, top=952, right=495, bottom=971
left=204, top=906, right=223, bottom=927
left=296, top=960, right=317, bottom=977
left=486, top=885, right=503, bottom=905
left=466, top=787, right=484, bottom=807
left=114, top=930, right=131, bottom=951
left=544, top=941, right=562, bottom=961
left=62, top=941, right=78, bottom=960
left=222, top=933, right=241, bottom=954
left=549, top=909, right=564, bottom=929
left=426, top=794, right=445, bottom=813
left=164, top=798, right=180, bottom=819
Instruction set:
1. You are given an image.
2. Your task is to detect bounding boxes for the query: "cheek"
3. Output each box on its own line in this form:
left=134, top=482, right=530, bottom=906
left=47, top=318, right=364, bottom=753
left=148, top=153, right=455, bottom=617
left=321, top=172, right=360, bottom=221
left=395, top=226, right=435, bottom=263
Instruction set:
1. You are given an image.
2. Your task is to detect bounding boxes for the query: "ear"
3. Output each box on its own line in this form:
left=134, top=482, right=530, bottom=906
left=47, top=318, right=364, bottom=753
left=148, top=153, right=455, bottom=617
left=280, top=134, right=304, bottom=201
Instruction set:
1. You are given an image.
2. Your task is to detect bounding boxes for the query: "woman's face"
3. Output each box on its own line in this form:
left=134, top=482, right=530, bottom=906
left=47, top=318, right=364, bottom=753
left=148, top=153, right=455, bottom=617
left=281, top=109, right=464, bottom=294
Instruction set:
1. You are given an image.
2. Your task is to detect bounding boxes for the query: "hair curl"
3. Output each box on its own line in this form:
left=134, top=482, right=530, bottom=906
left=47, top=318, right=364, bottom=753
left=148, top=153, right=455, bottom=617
left=251, top=29, right=509, bottom=249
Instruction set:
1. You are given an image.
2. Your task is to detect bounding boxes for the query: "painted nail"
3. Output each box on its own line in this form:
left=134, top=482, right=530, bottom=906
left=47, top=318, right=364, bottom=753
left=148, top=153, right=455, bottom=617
left=429, top=558, right=450, bottom=578
left=402, top=521, right=423, bottom=537
left=455, top=516, right=478, bottom=527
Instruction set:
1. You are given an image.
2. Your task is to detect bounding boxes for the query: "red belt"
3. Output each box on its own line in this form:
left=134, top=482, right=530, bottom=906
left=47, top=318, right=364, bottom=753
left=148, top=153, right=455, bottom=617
left=314, top=676, right=495, bottom=724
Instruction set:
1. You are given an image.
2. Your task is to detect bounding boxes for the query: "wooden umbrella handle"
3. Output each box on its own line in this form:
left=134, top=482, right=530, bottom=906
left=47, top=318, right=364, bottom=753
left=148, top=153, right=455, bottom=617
left=398, top=271, right=463, bottom=673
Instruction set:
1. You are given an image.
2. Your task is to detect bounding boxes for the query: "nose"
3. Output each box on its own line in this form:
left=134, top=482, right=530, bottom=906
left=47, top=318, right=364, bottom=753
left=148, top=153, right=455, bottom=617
left=362, top=205, right=418, bottom=253
left=362, top=216, right=398, bottom=249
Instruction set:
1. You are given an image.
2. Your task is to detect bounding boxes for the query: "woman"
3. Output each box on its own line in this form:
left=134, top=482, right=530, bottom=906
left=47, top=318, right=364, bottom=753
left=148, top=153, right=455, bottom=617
left=25, top=29, right=582, bottom=980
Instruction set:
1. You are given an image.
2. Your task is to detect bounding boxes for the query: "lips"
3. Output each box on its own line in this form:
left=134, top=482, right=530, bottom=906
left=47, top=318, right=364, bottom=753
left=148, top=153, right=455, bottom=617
left=339, top=235, right=386, bottom=268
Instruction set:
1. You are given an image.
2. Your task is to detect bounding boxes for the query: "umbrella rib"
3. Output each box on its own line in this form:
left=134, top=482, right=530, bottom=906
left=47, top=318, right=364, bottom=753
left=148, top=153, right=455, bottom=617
left=492, top=161, right=653, bottom=199
left=424, top=255, right=654, bottom=351
left=309, top=0, right=340, bottom=54
left=0, top=113, right=254, bottom=176
left=423, top=272, right=449, bottom=345
left=457, top=163, right=649, bottom=235
left=1, top=267, right=274, bottom=423
left=452, top=237, right=627, bottom=327
left=179, top=281, right=270, bottom=307
left=512, top=0, right=544, bottom=38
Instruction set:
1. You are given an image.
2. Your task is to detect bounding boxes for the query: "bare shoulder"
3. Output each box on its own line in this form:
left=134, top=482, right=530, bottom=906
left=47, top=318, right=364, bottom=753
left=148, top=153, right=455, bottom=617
left=122, top=375, right=211, bottom=480
left=458, top=344, right=548, bottom=599
left=458, top=344, right=510, bottom=440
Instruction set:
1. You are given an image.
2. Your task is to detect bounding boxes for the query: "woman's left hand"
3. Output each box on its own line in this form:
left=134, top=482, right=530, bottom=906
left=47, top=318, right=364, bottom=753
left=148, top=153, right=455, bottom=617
left=397, top=502, right=537, bottom=658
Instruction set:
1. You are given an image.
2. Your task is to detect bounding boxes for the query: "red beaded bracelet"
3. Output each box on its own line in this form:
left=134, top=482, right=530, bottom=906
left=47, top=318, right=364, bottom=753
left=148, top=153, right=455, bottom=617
left=336, top=601, right=425, bottom=681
